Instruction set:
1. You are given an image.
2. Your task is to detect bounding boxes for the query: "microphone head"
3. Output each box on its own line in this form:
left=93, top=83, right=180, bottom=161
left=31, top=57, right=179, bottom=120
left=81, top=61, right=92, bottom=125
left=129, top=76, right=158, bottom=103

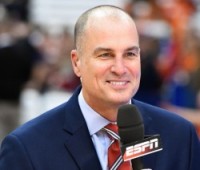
left=117, top=104, right=144, bottom=144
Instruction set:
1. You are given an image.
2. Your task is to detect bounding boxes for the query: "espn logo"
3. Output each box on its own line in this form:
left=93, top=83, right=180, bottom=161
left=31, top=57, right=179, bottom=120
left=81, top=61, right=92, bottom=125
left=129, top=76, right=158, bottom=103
left=121, top=135, right=163, bottom=161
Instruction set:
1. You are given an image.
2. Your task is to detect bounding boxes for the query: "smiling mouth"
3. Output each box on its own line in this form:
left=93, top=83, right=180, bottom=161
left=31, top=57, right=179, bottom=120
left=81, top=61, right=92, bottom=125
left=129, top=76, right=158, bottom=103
left=107, top=81, right=129, bottom=86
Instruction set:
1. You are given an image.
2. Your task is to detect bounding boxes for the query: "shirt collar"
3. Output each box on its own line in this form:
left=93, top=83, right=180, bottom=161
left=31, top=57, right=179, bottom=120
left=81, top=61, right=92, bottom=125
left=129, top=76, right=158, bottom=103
left=78, top=90, right=110, bottom=136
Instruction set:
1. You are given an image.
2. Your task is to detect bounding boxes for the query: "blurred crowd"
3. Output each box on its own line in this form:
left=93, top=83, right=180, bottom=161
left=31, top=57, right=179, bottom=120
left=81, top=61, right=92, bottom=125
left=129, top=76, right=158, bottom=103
left=0, top=0, right=200, bottom=143
left=125, top=0, right=200, bottom=137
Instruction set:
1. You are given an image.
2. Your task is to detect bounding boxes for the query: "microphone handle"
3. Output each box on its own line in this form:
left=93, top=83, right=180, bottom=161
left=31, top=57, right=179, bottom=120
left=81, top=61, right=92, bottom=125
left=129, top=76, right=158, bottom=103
left=131, top=158, right=143, bottom=170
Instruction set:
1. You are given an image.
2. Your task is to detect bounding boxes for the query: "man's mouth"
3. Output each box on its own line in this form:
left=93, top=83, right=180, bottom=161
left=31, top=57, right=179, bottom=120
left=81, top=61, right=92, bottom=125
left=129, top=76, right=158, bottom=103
left=107, top=81, right=129, bottom=87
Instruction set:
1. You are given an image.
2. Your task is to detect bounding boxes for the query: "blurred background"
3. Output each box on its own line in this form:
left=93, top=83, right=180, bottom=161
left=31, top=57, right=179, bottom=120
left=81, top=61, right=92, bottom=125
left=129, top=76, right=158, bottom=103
left=0, top=0, right=200, bottom=144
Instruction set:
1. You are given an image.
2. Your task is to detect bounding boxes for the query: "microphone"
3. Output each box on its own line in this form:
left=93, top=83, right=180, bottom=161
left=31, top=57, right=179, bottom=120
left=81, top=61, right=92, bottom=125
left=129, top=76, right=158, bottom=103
left=117, top=104, right=144, bottom=170
left=117, top=104, right=162, bottom=170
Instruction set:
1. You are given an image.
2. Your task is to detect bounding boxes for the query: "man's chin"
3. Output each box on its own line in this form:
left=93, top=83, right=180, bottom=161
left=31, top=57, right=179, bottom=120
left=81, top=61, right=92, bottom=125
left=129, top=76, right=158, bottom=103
left=109, top=98, right=131, bottom=106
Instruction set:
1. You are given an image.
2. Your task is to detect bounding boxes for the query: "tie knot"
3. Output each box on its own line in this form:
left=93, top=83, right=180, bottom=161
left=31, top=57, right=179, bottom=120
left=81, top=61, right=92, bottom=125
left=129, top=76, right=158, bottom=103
left=104, top=123, right=120, bottom=140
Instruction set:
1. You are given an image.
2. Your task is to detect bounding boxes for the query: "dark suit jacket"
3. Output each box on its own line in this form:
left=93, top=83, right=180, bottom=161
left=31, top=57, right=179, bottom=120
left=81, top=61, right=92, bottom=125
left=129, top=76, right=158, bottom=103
left=0, top=87, right=200, bottom=170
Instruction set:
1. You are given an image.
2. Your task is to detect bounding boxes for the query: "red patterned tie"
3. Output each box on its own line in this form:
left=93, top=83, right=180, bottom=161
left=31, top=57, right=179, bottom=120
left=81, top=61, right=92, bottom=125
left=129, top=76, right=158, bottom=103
left=104, top=123, right=132, bottom=170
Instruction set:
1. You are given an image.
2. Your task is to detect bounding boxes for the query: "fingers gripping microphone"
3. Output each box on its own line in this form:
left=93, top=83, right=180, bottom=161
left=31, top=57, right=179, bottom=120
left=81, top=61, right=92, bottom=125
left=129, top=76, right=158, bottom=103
left=117, top=104, right=144, bottom=170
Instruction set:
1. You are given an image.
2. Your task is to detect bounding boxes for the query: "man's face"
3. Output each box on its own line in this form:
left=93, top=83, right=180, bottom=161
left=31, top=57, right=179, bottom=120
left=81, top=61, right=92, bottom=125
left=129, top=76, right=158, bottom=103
left=71, top=17, right=141, bottom=111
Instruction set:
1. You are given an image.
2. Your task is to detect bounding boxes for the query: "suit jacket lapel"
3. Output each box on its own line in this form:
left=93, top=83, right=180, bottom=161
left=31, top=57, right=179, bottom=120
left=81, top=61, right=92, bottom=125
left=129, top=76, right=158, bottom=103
left=63, top=87, right=102, bottom=170
left=63, top=125, right=102, bottom=170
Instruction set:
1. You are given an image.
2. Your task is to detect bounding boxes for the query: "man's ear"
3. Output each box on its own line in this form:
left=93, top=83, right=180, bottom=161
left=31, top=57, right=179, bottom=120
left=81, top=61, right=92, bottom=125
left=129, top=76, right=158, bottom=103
left=71, top=49, right=81, bottom=77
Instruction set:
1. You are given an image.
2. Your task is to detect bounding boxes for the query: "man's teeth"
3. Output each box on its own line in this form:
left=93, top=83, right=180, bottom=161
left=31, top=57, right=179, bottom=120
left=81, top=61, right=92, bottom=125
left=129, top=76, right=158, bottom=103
left=110, top=81, right=126, bottom=85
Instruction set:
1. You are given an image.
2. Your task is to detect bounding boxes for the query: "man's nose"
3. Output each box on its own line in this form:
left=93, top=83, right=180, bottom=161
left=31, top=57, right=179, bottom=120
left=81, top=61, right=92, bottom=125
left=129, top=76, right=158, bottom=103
left=110, top=57, right=127, bottom=76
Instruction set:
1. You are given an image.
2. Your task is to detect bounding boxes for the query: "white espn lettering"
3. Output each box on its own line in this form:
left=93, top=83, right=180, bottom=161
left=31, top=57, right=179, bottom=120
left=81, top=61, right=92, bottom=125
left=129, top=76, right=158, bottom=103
left=126, top=138, right=159, bottom=156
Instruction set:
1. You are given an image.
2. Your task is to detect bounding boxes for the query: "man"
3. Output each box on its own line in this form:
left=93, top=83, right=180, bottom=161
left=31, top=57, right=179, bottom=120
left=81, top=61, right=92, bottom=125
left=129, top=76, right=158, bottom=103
left=0, top=5, right=200, bottom=170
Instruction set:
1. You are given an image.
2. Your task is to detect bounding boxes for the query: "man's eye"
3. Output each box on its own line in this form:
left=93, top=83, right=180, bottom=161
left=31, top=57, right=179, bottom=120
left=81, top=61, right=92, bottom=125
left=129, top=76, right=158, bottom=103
left=99, top=53, right=112, bottom=58
left=126, top=52, right=137, bottom=57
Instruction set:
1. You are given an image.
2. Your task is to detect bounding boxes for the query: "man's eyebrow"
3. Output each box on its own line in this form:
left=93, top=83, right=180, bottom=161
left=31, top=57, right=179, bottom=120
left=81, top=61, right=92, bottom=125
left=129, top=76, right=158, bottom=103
left=126, top=46, right=140, bottom=53
left=93, top=47, right=113, bottom=55
left=93, top=46, right=140, bottom=55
